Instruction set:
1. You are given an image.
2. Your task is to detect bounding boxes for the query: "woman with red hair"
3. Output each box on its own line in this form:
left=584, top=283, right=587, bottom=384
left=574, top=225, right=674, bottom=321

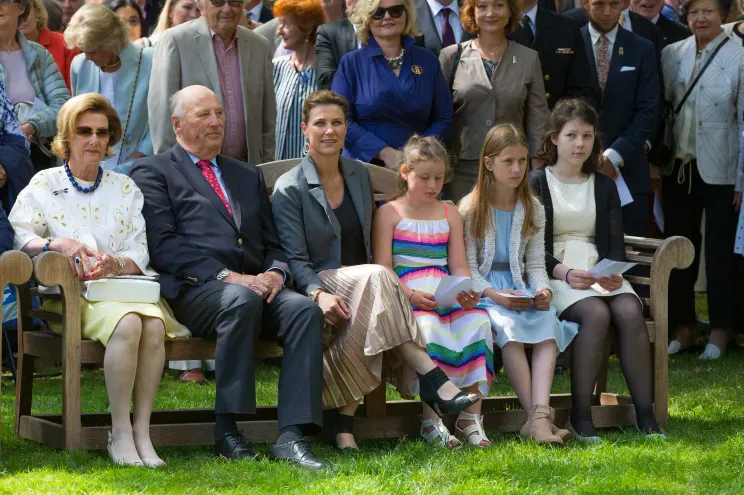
left=273, top=0, right=326, bottom=159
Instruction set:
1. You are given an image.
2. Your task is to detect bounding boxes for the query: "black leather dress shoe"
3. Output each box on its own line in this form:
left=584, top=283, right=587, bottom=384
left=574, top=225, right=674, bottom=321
left=269, top=439, right=325, bottom=471
left=215, top=432, right=259, bottom=460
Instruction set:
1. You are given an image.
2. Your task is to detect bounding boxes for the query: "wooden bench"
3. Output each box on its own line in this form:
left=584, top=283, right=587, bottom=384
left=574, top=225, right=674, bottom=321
left=11, top=159, right=694, bottom=449
left=0, top=250, right=34, bottom=454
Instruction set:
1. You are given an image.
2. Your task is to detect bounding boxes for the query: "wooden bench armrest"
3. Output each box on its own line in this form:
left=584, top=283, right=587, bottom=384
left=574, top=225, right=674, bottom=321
left=0, top=250, right=33, bottom=289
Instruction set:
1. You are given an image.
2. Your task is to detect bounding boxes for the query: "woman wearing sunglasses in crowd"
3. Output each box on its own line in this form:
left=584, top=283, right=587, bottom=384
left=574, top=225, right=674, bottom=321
left=331, top=0, right=453, bottom=170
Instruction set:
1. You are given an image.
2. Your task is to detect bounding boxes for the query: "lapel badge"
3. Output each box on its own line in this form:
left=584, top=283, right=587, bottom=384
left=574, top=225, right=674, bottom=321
left=412, top=65, right=423, bottom=75
left=619, top=47, right=624, bottom=56
left=513, top=56, right=517, bottom=64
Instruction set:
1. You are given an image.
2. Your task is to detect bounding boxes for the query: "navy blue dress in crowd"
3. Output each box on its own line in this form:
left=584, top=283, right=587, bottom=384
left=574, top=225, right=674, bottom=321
left=331, top=35, right=454, bottom=163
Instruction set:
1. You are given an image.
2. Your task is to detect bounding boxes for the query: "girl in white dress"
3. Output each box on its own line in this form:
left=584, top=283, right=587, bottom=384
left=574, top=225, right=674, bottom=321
left=529, top=99, right=665, bottom=441
left=460, top=124, right=577, bottom=445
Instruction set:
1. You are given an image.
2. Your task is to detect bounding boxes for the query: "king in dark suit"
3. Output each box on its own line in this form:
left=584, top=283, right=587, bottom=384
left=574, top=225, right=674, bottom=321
left=580, top=0, right=660, bottom=235
left=508, top=0, right=592, bottom=109
left=130, top=86, right=325, bottom=470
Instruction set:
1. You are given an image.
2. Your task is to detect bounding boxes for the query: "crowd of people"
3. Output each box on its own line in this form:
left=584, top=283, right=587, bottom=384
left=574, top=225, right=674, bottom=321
left=0, top=0, right=743, bottom=471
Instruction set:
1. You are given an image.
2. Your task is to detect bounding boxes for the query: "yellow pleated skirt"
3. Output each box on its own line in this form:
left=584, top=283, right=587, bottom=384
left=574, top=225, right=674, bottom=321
left=42, top=297, right=191, bottom=346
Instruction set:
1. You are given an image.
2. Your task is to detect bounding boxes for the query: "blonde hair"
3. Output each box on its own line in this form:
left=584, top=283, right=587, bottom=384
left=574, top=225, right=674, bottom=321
left=28, top=0, right=49, bottom=32
left=392, top=134, right=451, bottom=200
left=51, top=94, right=122, bottom=159
left=64, top=3, right=129, bottom=54
left=153, top=0, right=194, bottom=34
left=351, top=0, right=421, bottom=46
left=463, top=124, right=536, bottom=241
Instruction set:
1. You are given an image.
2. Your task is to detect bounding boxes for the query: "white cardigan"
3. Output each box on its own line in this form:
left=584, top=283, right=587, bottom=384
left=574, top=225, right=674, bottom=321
left=459, top=195, right=551, bottom=295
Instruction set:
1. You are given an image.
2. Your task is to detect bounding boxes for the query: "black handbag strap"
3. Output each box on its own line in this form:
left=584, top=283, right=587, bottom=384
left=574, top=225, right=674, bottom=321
left=674, top=37, right=729, bottom=115
left=449, top=42, right=463, bottom=91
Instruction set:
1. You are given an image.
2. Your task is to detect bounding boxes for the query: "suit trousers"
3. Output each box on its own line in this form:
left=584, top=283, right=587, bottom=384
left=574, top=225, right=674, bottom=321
left=662, top=160, right=737, bottom=331
left=444, top=158, right=479, bottom=204
left=169, top=281, right=324, bottom=431
left=622, top=193, right=650, bottom=237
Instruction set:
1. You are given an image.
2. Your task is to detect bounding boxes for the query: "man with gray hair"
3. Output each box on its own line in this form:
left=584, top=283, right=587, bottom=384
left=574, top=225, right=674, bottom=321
left=130, top=86, right=325, bottom=470
left=147, top=0, right=276, bottom=165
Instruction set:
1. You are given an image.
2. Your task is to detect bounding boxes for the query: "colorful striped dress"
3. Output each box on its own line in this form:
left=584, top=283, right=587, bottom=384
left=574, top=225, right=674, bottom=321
left=391, top=203, right=494, bottom=396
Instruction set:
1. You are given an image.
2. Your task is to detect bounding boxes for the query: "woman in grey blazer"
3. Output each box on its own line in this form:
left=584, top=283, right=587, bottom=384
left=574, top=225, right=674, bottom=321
left=662, top=0, right=744, bottom=360
left=271, top=90, right=479, bottom=450
left=439, top=0, right=549, bottom=202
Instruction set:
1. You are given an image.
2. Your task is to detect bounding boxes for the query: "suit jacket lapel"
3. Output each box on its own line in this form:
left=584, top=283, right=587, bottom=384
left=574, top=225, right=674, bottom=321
left=533, top=8, right=552, bottom=50
left=416, top=0, right=442, bottom=54
left=340, top=160, right=369, bottom=252
left=171, top=145, right=237, bottom=230
left=194, top=18, right=222, bottom=99
left=604, top=28, right=627, bottom=101
left=302, top=156, right=341, bottom=238
left=342, top=19, right=356, bottom=53
left=581, top=26, right=602, bottom=103
left=217, top=156, right=242, bottom=231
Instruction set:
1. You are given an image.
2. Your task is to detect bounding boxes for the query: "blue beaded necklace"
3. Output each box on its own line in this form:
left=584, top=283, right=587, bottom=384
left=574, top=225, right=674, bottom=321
left=64, top=161, right=103, bottom=194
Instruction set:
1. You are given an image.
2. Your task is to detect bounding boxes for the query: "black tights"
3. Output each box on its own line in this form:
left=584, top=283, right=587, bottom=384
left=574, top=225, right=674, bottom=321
left=561, top=294, right=661, bottom=436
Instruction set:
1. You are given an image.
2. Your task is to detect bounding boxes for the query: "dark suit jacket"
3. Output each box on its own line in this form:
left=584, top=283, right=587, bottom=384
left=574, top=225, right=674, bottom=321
left=259, top=4, right=273, bottom=24
left=0, top=133, right=34, bottom=214
left=316, top=19, right=357, bottom=90
left=508, top=8, right=591, bottom=109
left=415, top=0, right=474, bottom=56
left=581, top=25, right=660, bottom=195
left=655, top=14, right=690, bottom=49
left=130, top=144, right=291, bottom=300
left=530, top=167, right=626, bottom=278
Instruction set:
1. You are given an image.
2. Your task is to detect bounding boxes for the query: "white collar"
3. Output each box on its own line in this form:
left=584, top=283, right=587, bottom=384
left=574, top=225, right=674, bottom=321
left=426, top=0, right=460, bottom=18
left=522, top=3, right=538, bottom=27
left=246, top=2, right=263, bottom=21
left=652, top=13, right=660, bottom=24
left=588, top=22, right=619, bottom=45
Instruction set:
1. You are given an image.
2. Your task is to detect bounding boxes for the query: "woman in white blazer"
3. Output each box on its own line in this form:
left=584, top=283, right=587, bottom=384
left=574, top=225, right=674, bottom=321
left=65, top=3, right=153, bottom=175
left=661, top=0, right=744, bottom=360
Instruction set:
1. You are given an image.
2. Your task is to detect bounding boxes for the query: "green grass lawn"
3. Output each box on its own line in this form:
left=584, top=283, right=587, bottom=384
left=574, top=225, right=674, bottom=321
left=0, top=296, right=742, bottom=494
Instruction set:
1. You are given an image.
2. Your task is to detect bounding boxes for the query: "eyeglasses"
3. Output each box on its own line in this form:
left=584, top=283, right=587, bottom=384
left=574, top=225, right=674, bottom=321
left=371, top=5, right=406, bottom=20
left=209, top=0, right=243, bottom=8
left=75, top=127, right=111, bottom=139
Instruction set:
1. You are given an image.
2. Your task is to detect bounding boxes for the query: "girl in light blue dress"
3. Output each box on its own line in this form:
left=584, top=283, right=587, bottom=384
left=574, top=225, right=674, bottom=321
left=460, top=124, right=577, bottom=445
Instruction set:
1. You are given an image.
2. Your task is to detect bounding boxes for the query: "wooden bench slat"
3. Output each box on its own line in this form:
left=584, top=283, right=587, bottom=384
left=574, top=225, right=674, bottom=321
left=626, top=253, right=653, bottom=265
left=625, top=275, right=652, bottom=286
left=28, top=310, right=62, bottom=322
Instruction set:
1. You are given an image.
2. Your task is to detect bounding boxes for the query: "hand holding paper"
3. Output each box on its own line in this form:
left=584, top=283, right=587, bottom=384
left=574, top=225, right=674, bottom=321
left=587, top=259, right=637, bottom=278
left=433, top=276, right=477, bottom=307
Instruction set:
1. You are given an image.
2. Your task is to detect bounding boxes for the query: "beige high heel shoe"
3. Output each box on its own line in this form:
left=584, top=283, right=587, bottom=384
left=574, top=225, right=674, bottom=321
left=107, top=431, right=144, bottom=467
left=520, top=405, right=563, bottom=445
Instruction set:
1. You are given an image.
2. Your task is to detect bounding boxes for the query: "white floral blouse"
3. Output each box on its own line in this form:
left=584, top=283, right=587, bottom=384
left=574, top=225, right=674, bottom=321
left=9, top=166, right=155, bottom=276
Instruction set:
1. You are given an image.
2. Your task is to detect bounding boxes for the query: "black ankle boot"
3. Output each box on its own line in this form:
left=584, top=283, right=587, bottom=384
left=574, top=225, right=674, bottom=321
left=417, top=367, right=480, bottom=418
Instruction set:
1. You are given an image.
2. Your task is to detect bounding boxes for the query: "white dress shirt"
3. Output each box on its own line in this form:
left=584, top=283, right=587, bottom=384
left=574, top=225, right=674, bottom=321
left=245, top=2, right=263, bottom=22
left=426, top=0, right=464, bottom=44
left=186, top=151, right=231, bottom=208
left=522, top=3, right=538, bottom=36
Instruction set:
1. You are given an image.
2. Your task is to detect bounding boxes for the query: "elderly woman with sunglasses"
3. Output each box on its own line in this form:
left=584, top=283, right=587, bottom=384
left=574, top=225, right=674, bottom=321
left=9, top=93, right=189, bottom=467
left=330, top=0, right=453, bottom=169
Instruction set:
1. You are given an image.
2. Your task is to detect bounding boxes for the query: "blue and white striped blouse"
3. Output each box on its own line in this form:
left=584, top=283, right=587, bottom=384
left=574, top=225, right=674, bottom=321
left=273, top=56, right=318, bottom=160
left=0, top=79, right=29, bottom=153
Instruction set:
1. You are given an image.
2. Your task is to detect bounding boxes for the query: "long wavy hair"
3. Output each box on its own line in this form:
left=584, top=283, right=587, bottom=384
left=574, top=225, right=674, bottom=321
left=464, top=124, right=536, bottom=241
left=539, top=98, right=601, bottom=174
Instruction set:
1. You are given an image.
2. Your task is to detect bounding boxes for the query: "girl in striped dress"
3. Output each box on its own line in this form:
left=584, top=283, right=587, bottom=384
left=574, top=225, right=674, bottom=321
left=373, top=135, right=494, bottom=448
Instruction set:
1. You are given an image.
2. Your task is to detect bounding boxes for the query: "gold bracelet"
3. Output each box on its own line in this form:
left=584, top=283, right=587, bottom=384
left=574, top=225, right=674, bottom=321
left=114, top=256, right=126, bottom=276
left=408, top=289, right=416, bottom=302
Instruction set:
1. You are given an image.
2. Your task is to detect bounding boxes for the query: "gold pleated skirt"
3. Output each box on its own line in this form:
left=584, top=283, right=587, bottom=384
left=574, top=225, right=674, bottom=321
left=319, top=264, right=425, bottom=409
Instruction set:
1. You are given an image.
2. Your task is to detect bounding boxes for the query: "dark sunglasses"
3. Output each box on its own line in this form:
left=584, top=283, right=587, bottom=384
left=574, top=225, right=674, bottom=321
left=76, top=127, right=111, bottom=139
left=371, top=5, right=406, bottom=20
left=209, top=0, right=243, bottom=7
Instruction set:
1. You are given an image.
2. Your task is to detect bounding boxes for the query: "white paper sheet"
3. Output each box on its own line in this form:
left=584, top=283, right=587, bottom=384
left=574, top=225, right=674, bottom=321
left=653, top=192, right=664, bottom=232
left=433, top=276, right=476, bottom=307
left=498, top=290, right=536, bottom=299
left=614, top=168, right=634, bottom=207
left=587, top=259, right=637, bottom=278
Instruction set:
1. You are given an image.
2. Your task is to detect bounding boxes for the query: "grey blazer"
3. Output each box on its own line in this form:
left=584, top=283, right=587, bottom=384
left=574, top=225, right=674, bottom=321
left=271, top=155, right=375, bottom=296
left=661, top=31, right=744, bottom=190
left=147, top=18, right=276, bottom=165
left=440, top=40, right=549, bottom=160
left=459, top=194, right=551, bottom=294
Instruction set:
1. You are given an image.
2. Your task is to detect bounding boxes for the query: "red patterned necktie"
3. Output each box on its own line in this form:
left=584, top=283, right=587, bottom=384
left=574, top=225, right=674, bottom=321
left=597, top=34, right=610, bottom=92
left=196, top=159, right=233, bottom=218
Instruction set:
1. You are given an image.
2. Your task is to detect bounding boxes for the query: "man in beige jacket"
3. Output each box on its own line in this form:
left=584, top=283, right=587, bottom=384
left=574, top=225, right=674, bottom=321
left=148, top=0, right=276, bottom=165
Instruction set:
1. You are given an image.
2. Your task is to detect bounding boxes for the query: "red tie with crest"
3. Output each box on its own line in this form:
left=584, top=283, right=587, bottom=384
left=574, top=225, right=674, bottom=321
left=196, top=160, right=233, bottom=218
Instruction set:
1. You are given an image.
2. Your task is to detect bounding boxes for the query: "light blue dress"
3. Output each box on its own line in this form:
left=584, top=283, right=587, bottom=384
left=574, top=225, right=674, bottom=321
left=479, top=208, right=578, bottom=351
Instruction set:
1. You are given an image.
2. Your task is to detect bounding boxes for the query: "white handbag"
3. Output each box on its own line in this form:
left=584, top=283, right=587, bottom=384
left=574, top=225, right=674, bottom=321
left=82, top=276, right=161, bottom=304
